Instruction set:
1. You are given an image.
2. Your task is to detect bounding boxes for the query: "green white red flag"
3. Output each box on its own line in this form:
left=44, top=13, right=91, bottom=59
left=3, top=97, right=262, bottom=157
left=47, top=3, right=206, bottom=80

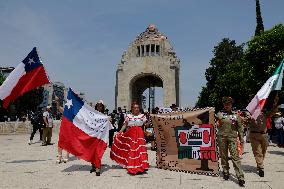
left=246, top=59, right=284, bottom=119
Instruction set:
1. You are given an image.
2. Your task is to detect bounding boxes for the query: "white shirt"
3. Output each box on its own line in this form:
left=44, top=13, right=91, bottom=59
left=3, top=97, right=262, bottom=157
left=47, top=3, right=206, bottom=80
left=43, top=111, right=53, bottom=127
left=274, top=117, right=284, bottom=129
left=125, top=114, right=147, bottom=127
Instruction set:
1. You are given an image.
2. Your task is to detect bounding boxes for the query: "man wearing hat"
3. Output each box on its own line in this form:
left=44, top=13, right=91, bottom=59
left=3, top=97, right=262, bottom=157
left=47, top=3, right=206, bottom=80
left=170, top=104, right=178, bottom=112
left=216, top=97, right=245, bottom=187
left=249, top=96, right=278, bottom=177
left=42, top=106, right=54, bottom=146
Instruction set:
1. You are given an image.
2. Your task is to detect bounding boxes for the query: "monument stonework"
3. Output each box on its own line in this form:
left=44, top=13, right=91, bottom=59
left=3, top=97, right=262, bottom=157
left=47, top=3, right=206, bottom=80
left=115, top=25, right=181, bottom=110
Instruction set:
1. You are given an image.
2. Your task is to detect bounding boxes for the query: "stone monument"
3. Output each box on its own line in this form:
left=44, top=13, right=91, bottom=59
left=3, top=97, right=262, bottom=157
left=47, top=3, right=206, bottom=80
left=115, top=24, right=180, bottom=110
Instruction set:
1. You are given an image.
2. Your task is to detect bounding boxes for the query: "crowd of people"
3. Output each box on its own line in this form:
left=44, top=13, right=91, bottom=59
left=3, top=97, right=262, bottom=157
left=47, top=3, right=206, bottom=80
left=24, top=95, right=284, bottom=187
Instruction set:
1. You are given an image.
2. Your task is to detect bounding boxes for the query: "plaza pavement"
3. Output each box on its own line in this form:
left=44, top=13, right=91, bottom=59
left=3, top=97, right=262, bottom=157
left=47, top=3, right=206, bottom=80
left=1, top=133, right=284, bottom=189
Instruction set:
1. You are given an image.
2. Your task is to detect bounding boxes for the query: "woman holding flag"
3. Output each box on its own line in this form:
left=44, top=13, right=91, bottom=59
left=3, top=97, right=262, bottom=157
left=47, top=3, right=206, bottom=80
left=89, top=100, right=106, bottom=176
left=110, top=101, right=149, bottom=175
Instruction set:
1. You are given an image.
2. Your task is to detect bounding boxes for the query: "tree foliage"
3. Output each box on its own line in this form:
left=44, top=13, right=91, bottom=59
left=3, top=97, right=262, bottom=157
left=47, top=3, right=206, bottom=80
left=246, top=24, right=284, bottom=106
left=13, top=87, right=44, bottom=116
left=0, top=72, right=44, bottom=119
left=196, top=38, right=248, bottom=111
left=197, top=24, right=284, bottom=110
left=246, top=24, right=284, bottom=92
left=255, top=0, right=264, bottom=36
left=0, top=73, right=5, bottom=85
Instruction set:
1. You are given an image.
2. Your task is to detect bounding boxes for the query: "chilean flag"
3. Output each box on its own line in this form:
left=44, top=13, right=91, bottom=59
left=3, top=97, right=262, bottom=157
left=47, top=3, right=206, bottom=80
left=58, top=88, right=113, bottom=168
left=0, top=47, right=49, bottom=108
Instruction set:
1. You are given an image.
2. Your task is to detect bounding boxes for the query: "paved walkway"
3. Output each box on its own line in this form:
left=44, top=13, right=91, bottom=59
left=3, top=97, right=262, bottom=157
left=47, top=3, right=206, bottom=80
left=1, top=133, right=284, bottom=189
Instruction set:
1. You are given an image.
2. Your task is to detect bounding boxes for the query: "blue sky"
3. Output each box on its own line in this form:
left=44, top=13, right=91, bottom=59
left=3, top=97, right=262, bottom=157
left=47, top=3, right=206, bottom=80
left=0, top=0, right=283, bottom=110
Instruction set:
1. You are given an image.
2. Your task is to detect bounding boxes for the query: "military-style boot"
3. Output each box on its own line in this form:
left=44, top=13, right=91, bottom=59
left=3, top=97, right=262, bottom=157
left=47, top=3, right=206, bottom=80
left=223, top=172, right=229, bottom=180
left=238, top=179, right=245, bottom=187
left=259, top=169, right=264, bottom=177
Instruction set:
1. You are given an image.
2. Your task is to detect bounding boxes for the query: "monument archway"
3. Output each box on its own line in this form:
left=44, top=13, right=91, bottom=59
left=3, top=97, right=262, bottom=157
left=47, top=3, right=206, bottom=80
left=115, top=24, right=180, bottom=111
left=130, top=74, right=163, bottom=110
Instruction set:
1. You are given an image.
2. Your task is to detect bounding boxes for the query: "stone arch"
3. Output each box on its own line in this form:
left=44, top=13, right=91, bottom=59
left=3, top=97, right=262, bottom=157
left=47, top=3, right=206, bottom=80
left=129, top=73, right=164, bottom=108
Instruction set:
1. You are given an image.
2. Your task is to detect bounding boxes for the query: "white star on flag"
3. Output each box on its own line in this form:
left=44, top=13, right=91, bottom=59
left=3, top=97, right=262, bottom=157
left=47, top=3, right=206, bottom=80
left=65, top=99, right=73, bottom=109
left=28, top=58, right=35, bottom=65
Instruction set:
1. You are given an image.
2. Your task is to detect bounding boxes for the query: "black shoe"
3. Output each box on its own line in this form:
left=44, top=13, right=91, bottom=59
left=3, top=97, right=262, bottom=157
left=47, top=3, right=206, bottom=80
left=238, top=179, right=245, bottom=187
left=223, top=172, right=229, bottom=180
left=90, top=167, right=96, bottom=173
left=41, top=143, right=47, bottom=146
left=259, top=170, right=264, bottom=177
left=96, top=171, right=100, bottom=176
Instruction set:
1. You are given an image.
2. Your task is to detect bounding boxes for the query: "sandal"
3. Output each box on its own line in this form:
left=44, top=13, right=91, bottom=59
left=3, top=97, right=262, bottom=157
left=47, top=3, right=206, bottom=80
left=63, top=157, right=69, bottom=163
left=95, top=168, right=100, bottom=176
left=56, top=155, right=62, bottom=164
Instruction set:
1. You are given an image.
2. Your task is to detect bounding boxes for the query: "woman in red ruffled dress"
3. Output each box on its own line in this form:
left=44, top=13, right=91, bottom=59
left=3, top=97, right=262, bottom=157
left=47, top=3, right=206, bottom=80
left=110, top=102, right=149, bottom=175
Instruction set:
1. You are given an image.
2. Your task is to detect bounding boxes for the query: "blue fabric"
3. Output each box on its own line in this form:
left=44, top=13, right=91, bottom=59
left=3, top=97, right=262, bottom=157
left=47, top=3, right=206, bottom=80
left=63, top=88, right=84, bottom=122
left=277, top=128, right=284, bottom=145
left=22, top=47, right=43, bottom=72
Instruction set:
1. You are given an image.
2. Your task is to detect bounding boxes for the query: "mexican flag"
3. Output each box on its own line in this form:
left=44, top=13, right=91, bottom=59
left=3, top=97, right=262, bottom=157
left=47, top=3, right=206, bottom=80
left=246, top=59, right=284, bottom=119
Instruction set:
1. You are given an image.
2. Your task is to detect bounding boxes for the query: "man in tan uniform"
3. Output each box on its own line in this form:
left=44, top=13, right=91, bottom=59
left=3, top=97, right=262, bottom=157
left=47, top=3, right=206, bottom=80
left=249, top=98, right=278, bottom=177
left=216, top=97, right=245, bottom=187
left=42, top=106, right=54, bottom=146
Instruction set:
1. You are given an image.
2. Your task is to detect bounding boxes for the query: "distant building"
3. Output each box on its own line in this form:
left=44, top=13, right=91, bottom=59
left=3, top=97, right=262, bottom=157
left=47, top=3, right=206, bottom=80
left=0, top=67, right=14, bottom=77
left=39, top=82, right=67, bottom=119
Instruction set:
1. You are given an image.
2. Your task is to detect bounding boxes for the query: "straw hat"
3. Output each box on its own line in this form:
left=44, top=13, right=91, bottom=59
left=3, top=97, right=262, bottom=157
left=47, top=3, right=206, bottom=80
left=96, top=100, right=104, bottom=105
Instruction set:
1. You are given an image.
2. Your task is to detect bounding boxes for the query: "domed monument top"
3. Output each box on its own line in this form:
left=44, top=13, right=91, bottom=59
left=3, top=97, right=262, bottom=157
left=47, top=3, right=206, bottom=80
left=134, top=24, right=167, bottom=43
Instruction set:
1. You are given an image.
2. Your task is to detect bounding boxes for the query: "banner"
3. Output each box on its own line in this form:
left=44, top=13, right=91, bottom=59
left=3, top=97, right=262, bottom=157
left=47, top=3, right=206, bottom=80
left=151, top=108, right=219, bottom=176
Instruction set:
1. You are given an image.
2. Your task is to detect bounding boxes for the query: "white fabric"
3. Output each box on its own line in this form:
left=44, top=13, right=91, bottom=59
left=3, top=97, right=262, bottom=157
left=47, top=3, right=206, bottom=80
left=256, top=74, right=279, bottom=99
left=125, top=114, right=147, bottom=127
left=43, top=111, right=53, bottom=127
left=115, top=137, right=146, bottom=150
left=274, top=62, right=284, bottom=90
left=246, top=74, right=279, bottom=119
left=274, top=117, right=284, bottom=129
left=0, top=63, right=26, bottom=99
left=73, top=103, right=113, bottom=143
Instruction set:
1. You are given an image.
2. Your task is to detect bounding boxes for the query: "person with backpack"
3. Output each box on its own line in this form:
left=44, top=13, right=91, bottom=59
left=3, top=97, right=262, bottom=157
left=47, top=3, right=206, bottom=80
left=28, top=109, right=44, bottom=145
left=274, top=112, right=284, bottom=148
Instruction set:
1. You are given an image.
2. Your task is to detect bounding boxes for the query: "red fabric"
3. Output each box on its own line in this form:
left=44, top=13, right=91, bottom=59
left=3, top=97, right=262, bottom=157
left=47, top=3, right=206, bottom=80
left=199, top=124, right=217, bottom=161
left=259, top=99, right=267, bottom=109
left=237, top=137, right=243, bottom=157
left=110, top=126, right=149, bottom=175
left=266, top=116, right=272, bottom=129
left=3, top=66, right=49, bottom=108
left=58, top=117, right=107, bottom=168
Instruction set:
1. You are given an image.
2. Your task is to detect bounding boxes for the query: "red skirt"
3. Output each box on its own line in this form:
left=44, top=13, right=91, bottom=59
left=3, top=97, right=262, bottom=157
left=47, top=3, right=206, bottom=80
left=110, top=126, right=149, bottom=175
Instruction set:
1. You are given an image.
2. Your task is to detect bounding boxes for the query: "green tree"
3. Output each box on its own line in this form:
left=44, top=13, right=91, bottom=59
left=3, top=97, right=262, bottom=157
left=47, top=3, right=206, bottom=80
left=196, top=38, right=249, bottom=111
left=0, top=72, right=5, bottom=84
left=255, top=0, right=264, bottom=36
left=0, top=72, right=44, bottom=117
left=246, top=24, right=284, bottom=105
left=13, top=87, right=44, bottom=117
left=0, top=73, right=5, bottom=110
left=197, top=24, right=284, bottom=110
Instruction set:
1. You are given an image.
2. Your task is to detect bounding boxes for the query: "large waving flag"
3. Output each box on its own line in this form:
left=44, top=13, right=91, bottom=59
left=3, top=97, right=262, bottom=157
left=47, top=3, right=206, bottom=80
left=0, top=47, right=49, bottom=108
left=247, top=59, right=284, bottom=119
left=58, top=88, right=113, bottom=167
